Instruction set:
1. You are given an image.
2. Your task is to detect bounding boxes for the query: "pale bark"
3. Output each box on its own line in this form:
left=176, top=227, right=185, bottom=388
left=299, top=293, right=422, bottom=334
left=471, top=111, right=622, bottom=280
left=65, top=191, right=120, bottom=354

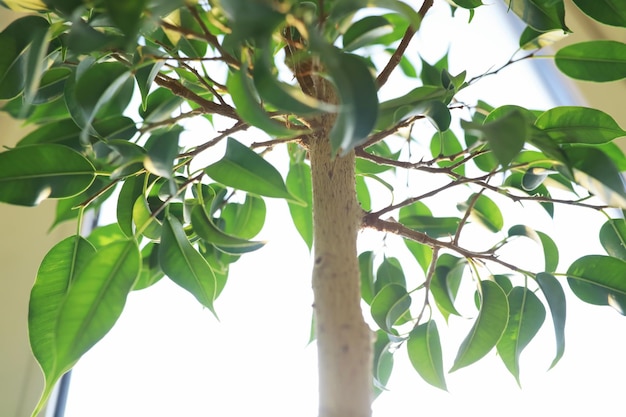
left=309, top=131, right=373, bottom=417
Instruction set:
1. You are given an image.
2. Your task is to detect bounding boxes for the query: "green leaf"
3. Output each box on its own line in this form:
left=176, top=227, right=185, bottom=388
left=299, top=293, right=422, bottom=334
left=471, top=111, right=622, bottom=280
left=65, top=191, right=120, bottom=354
left=508, top=225, right=559, bottom=272
left=563, top=146, right=626, bottom=208
left=462, top=109, right=530, bottom=167
left=359, top=251, right=376, bottom=305
left=400, top=215, right=461, bottom=238
left=220, top=194, right=266, bottom=240
left=117, top=174, right=145, bottom=237
left=134, top=242, right=164, bottom=291
left=452, top=0, right=483, bottom=8
left=519, top=26, right=568, bottom=50
left=408, top=321, right=447, bottom=390
left=536, top=272, right=566, bottom=368
left=572, top=0, right=626, bottom=27
left=535, top=106, right=626, bottom=144
left=375, top=256, right=406, bottom=293
left=160, top=215, right=218, bottom=315
left=430, top=130, right=465, bottom=175
left=555, top=41, right=626, bottom=82
left=73, top=61, right=133, bottom=131
left=430, top=254, right=464, bottom=320
left=226, top=65, right=297, bottom=138
left=286, top=161, right=313, bottom=250
left=139, top=87, right=184, bottom=123
left=496, top=287, right=546, bottom=385
left=28, top=235, right=96, bottom=415
left=567, top=255, right=626, bottom=314
left=502, top=0, right=569, bottom=32
left=376, top=86, right=448, bottom=131
left=191, top=204, right=266, bottom=254
left=457, top=193, right=503, bottom=233
left=343, top=15, right=393, bottom=51
left=372, top=330, right=394, bottom=396
left=0, top=144, right=95, bottom=206
left=144, top=127, right=182, bottom=179
left=450, top=280, right=509, bottom=371
left=54, top=238, right=140, bottom=366
left=205, top=137, right=297, bottom=201
left=404, top=239, right=433, bottom=275
left=104, top=0, right=147, bottom=39
left=370, top=283, right=411, bottom=333
left=133, top=195, right=162, bottom=240
left=325, top=51, right=379, bottom=154
left=504, top=172, right=554, bottom=218
left=600, top=219, right=626, bottom=260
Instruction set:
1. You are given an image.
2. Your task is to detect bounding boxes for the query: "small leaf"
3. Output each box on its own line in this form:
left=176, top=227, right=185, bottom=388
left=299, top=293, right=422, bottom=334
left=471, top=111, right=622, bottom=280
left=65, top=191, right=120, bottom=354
left=572, top=0, right=626, bottom=27
left=359, top=251, right=376, bottom=305
left=226, top=65, right=297, bottom=138
left=457, top=193, right=503, bottom=233
left=343, top=15, right=393, bottom=51
left=567, top=255, right=626, bottom=314
left=536, top=272, right=566, bottom=368
left=555, top=41, right=626, bottom=82
left=134, top=242, right=164, bottom=291
left=408, top=321, right=447, bottom=390
left=160, top=215, right=218, bottom=315
left=372, top=330, right=394, bottom=396
left=600, top=219, right=626, bottom=260
left=0, top=144, right=95, bottom=206
left=220, top=194, right=266, bottom=240
left=462, top=109, right=530, bottom=167
left=400, top=215, right=461, bottom=238
left=452, top=0, right=483, bottom=8
left=144, top=127, right=182, bottom=179
left=535, top=106, right=626, bottom=144
left=139, top=87, right=184, bottom=123
left=519, top=26, right=567, bottom=50
left=508, top=225, right=559, bottom=272
left=286, top=161, right=313, bottom=250
left=205, top=137, right=298, bottom=201
left=104, top=0, right=147, bottom=40
left=430, top=130, right=465, bottom=175
left=191, top=204, right=265, bottom=254
left=370, top=283, right=411, bottom=333
left=496, top=287, right=546, bottom=385
left=430, top=254, right=464, bottom=320
left=376, top=86, right=448, bottom=131
left=450, top=280, right=509, bottom=371
left=375, top=256, right=406, bottom=293
left=133, top=195, right=162, bottom=240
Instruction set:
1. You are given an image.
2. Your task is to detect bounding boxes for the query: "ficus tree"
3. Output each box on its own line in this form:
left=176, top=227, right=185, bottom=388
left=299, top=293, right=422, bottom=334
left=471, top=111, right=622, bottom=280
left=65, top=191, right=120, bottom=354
left=1, top=0, right=626, bottom=416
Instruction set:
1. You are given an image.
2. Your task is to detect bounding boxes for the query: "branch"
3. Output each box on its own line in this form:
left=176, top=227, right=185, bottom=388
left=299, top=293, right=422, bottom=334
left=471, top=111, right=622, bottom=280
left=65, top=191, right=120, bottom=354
left=154, top=73, right=239, bottom=120
left=362, top=216, right=530, bottom=275
left=181, top=121, right=249, bottom=157
left=375, top=0, right=434, bottom=89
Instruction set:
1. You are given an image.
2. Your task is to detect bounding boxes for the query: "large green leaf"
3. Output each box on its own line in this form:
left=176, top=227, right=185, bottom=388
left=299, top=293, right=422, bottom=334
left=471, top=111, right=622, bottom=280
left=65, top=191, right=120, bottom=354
left=0, top=144, right=95, bottom=206
left=400, top=215, right=461, bottom=238
left=375, top=256, right=406, bottom=293
left=567, top=255, right=626, bottom=314
left=160, top=215, right=218, bottom=314
left=496, top=287, right=546, bottom=385
left=54, top=239, right=140, bottom=365
left=104, top=0, right=147, bottom=39
left=144, top=127, right=182, bottom=179
left=600, top=219, right=626, bottom=260
left=535, top=106, right=626, bottom=144
left=555, top=41, right=626, bottom=82
left=372, top=330, right=394, bottom=396
left=450, top=280, right=509, bottom=371
left=28, top=235, right=96, bottom=416
left=502, top=0, right=569, bottom=32
left=508, top=225, right=559, bottom=272
left=205, top=137, right=297, bottom=201
left=343, top=15, right=393, bottom=51
left=370, top=283, right=411, bottom=333
left=408, top=321, right=447, bottom=390
left=572, top=0, right=626, bottom=27
left=286, top=161, right=313, bottom=250
left=220, top=194, right=266, bottom=240
left=536, top=272, right=566, bottom=368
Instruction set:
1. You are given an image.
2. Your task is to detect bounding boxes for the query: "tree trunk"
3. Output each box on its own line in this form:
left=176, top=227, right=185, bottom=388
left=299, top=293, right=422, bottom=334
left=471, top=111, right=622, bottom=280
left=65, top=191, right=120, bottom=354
left=309, top=130, right=373, bottom=417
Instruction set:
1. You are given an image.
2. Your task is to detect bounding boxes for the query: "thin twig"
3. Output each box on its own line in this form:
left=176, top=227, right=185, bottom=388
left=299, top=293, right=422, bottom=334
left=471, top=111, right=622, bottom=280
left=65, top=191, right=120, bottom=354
left=181, top=121, right=249, bottom=157
left=375, top=0, right=434, bottom=89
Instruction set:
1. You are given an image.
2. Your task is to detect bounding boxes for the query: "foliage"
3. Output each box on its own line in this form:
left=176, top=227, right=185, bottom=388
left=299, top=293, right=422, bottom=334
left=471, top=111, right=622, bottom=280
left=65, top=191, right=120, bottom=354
left=1, top=0, right=626, bottom=415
